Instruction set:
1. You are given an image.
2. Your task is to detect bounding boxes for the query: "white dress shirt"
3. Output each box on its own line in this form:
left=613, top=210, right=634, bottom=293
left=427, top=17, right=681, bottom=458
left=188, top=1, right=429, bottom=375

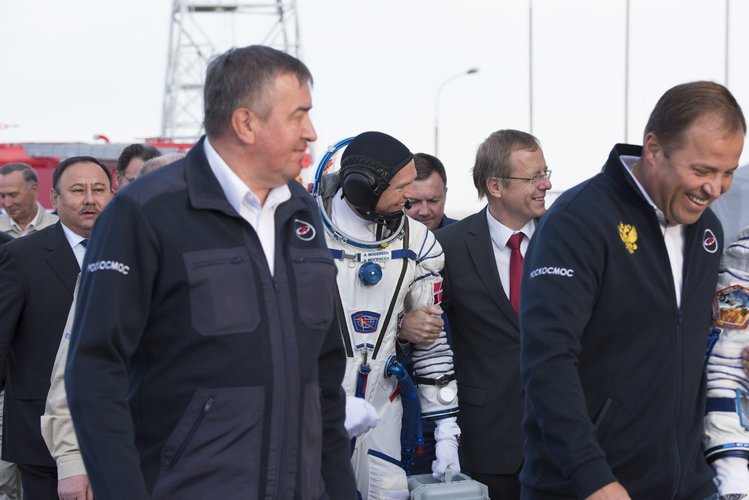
left=621, top=155, right=685, bottom=307
left=60, top=223, right=88, bottom=269
left=204, top=138, right=291, bottom=275
left=486, top=208, right=536, bottom=302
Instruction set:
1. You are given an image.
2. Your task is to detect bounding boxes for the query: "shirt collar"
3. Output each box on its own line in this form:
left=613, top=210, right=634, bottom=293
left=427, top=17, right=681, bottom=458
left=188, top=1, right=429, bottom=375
left=485, top=207, right=536, bottom=247
left=9, top=201, right=42, bottom=233
left=59, top=221, right=86, bottom=250
left=203, top=137, right=290, bottom=215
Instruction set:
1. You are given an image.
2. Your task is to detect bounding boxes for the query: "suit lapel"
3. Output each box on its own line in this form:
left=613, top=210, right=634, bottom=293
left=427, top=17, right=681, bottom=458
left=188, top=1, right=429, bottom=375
left=44, top=223, right=80, bottom=295
left=465, top=211, right=519, bottom=328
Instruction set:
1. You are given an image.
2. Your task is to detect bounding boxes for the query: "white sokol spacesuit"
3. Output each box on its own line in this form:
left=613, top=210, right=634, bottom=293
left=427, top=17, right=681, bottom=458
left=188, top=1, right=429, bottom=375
left=315, top=132, right=459, bottom=500
left=704, top=225, right=749, bottom=498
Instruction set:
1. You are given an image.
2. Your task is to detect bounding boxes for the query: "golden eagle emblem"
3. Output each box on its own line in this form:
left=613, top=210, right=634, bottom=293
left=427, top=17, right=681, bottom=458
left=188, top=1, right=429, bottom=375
left=618, top=222, right=638, bottom=254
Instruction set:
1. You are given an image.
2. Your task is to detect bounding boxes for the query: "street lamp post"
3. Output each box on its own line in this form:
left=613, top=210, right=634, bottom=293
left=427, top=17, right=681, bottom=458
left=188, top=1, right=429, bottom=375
left=434, top=67, right=479, bottom=157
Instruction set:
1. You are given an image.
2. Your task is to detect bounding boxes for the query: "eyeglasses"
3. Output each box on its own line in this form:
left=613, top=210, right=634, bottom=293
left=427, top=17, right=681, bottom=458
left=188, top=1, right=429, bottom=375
left=498, top=168, right=551, bottom=185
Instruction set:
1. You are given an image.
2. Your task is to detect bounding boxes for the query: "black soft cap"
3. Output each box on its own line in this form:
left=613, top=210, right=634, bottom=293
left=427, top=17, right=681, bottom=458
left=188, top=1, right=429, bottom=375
left=340, top=131, right=413, bottom=180
left=339, top=131, right=413, bottom=218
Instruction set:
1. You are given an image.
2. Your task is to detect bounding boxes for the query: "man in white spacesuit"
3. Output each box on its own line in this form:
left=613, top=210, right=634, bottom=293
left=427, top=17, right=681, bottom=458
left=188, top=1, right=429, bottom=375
left=705, top=225, right=749, bottom=499
left=316, top=131, right=460, bottom=499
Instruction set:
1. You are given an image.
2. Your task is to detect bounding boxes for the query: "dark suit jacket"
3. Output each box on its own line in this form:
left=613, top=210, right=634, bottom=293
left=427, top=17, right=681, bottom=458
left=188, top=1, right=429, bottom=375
left=435, top=208, right=524, bottom=475
left=0, top=222, right=78, bottom=466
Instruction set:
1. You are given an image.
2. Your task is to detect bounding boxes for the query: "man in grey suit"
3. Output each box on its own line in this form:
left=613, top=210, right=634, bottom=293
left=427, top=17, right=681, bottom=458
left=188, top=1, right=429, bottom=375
left=0, top=156, right=113, bottom=499
left=435, top=129, right=551, bottom=499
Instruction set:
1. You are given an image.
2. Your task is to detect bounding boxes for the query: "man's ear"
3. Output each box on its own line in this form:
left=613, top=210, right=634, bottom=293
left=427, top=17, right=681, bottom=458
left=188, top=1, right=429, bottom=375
left=642, top=132, right=661, bottom=164
left=50, top=188, right=58, bottom=210
left=231, top=107, right=258, bottom=145
left=486, top=177, right=502, bottom=198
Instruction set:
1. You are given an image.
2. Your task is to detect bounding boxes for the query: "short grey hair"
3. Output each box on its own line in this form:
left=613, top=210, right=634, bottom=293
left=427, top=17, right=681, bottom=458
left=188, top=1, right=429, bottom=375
left=0, top=163, right=38, bottom=188
left=203, top=45, right=313, bottom=137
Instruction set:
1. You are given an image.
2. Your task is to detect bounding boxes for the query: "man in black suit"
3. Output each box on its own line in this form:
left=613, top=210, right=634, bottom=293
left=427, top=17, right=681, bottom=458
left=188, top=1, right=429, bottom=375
left=0, top=156, right=113, bottom=499
left=435, top=129, right=551, bottom=498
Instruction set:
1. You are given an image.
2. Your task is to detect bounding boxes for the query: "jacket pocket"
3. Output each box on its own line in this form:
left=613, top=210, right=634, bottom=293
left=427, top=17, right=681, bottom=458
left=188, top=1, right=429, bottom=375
left=184, top=248, right=260, bottom=336
left=152, top=386, right=264, bottom=499
left=289, top=247, right=336, bottom=331
left=457, top=382, right=488, bottom=407
left=300, top=382, right=325, bottom=499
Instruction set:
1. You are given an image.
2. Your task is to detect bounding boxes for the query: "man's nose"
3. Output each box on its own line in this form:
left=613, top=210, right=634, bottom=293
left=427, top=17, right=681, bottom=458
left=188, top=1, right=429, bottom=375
left=705, top=174, right=728, bottom=200
left=302, top=115, right=317, bottom=143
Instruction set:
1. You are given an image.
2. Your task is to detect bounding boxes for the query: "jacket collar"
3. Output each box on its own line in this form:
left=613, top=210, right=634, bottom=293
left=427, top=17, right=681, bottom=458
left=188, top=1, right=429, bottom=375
left=466, top=207, right=519, bottom=326
left=184, top=136, right=310, bottom=220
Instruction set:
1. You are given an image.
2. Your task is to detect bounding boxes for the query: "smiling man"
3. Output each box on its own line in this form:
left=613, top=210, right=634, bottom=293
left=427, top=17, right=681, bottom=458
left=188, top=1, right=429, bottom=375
left=434, top=129, right=551, bottom=499
left=0, top=156, right=113, bottom=499
left=519, top=81, right=745, bottom=500
left=316, top=131, right=460, bottom=498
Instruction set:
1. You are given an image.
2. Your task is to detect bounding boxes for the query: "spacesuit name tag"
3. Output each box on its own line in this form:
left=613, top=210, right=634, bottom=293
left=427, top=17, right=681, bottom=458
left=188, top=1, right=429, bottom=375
left=714, top=285, right=749, bottom=330
left=359, top=251, right=392, bottom=263
left=737, top=389, right=749, bottom=430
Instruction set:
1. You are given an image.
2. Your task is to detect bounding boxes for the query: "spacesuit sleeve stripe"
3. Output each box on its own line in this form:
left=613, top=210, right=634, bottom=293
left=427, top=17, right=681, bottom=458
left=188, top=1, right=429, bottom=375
left=418, top=251, right=443, bottom=263
left=417, top=232, right=438, bottom=260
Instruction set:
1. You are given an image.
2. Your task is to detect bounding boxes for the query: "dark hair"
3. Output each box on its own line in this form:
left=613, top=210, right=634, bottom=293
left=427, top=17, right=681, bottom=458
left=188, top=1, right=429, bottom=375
left=0, top=163, right=38, bottom=185
left=53, top=156, right=113, bottom=191
left=645, top=81, right=746, bottom=155
left=473, top=129, right=540, bottom=198
left=203, top=45, right=313, bottom=137
left=413, top=153, right=447, bottom=186
left=116, top=144, right=162, bottom=176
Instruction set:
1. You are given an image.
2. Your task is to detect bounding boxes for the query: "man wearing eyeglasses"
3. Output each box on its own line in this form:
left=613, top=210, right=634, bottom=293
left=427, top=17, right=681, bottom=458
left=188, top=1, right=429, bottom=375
left=434, top=129, right=551, bottom=499
left=520, top=81, right=744, bottom=499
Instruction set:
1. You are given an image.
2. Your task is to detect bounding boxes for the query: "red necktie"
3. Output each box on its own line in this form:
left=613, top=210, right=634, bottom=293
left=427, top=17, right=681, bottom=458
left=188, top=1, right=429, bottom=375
left=507, top=232, right=524, bottom=314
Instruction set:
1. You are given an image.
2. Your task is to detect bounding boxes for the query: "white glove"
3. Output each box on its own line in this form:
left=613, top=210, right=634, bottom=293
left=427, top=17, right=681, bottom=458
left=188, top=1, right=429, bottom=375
left=344, top=396, right=379, bottom=439
left=432, top=416, right=461, bottom=480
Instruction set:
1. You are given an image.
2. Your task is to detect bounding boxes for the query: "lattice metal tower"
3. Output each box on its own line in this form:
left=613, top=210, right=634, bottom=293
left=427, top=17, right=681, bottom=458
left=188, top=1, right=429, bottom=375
left=161, top=0, right=301, bottom=140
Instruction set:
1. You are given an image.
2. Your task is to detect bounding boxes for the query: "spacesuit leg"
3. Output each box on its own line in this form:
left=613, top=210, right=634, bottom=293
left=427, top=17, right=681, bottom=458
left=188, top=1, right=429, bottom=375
left=351, top=392, right=408, bottom=500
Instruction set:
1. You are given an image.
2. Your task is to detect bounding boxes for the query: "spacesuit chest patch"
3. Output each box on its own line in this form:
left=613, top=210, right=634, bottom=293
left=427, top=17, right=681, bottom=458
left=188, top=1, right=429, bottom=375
left=351, top=311, right=381, bottom=334
left=714, top=285, right=749, bottom=329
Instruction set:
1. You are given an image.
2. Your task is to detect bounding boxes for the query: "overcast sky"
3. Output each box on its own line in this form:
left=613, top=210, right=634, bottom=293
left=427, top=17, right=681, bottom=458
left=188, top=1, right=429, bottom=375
left=1, top=0, right=748, bottom=217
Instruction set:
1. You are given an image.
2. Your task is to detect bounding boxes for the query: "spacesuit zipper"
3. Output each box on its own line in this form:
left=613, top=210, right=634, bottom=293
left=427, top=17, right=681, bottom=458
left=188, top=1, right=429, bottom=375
left=169, top=397, right=214, bottom=469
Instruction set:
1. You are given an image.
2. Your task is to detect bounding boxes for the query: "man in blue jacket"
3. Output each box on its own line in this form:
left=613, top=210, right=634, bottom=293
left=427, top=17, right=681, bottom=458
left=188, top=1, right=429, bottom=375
left=65, top=45, right=356, bottom=499
left=520, top=81, right=745, bottom=499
